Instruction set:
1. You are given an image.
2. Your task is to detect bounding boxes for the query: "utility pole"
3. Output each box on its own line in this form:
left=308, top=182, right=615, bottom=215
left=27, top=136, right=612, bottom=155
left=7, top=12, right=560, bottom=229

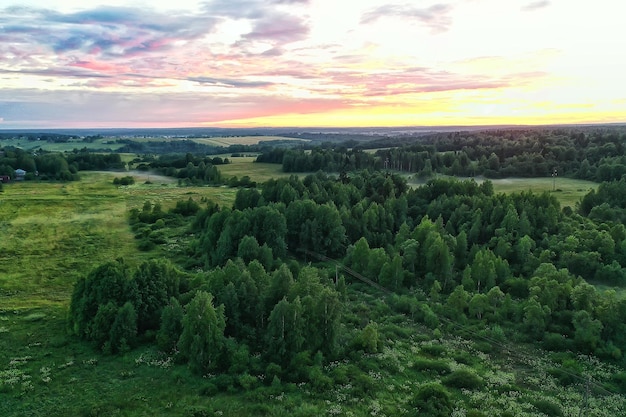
left=552, top=168, right=558, bottom=191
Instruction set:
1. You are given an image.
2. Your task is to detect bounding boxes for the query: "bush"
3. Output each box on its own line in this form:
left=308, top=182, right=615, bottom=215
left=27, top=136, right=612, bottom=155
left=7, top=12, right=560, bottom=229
left=409, top=383, right=453, bottom=417
left=113, top=176, right=135, bottom=186
left=466, top=411, right=487, bottom=417
left=610, top=372, right=626, bottom=393
left=137, top=238, right=155, bottom=251
left=543, top=332, right=573, bottom=351
left=548, top=359, right=583, bottom=386
left=420, top=343, right=447, bottom=357
left=443, top=368, right=484, bottom=389
left=411, top=358, right=451, bottom=375
left=238, top=373, right=259, bottom=391
left=530, top=399, right=563, bottom=416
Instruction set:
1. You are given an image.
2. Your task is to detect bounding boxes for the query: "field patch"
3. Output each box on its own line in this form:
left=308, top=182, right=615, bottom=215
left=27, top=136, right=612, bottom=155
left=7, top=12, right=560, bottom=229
left=217, top=158, right=296, bottom=183
left=487, top=177, right=598, bottom=208
left=408, top=175, right=598, bottom=208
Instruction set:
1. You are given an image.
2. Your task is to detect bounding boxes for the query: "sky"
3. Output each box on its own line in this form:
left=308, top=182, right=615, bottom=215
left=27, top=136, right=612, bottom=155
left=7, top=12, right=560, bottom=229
left=0, top=0, right=624, bottom=129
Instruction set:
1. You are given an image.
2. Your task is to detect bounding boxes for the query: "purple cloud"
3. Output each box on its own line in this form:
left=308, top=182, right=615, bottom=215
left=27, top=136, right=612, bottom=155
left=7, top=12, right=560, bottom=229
left=324, top=66, right=546, bottom=97
left=203, top=0, right=310, bottom=47
left=361, top=3, right=453, bottom=33
left=243, top=12, right=309, bottom=43
left=0, top=6, right=217, bottom=60
left=187, top=76, right=274, bottom=88
left=0, top=88, right=350, bottom=128
left=521, top=1, right=551, bottom=12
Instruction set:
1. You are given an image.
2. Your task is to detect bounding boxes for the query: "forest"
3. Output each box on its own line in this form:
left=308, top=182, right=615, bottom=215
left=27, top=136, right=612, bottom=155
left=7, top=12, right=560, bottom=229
left=2, top=125, right=626, bottom=416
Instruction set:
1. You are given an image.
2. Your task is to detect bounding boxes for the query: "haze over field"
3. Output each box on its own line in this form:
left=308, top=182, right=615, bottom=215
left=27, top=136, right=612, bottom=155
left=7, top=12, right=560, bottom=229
left=1, top=0, right=624, bottom=128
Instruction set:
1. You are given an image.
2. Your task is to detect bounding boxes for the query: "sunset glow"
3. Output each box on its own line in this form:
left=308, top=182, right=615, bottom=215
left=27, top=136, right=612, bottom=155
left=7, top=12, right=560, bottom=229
left=1, top=0, right=624, bottom=128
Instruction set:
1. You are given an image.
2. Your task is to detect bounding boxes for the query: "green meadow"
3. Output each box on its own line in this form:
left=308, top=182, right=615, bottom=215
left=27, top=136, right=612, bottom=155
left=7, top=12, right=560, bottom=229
left=408, top=175, right=598, bottom=209
left=0, top=135, right=306, bottom=154
left=0, top=172, right=242, bottom=416
left=0, top=172, right=238, bottom=310
left=0, top=137, right=125, bottom=152
left=218, top=157, right=294, bottom=183
left=488, top=177, right=598, bottom=208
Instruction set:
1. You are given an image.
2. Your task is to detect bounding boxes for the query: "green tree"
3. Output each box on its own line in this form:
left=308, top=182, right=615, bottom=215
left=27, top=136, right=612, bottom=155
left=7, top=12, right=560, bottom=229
left=523, top=296, right=550, bottom=340
left=572, top=310, right=603, bottom=353
left=178, top=291, right=226, bottom=373
left=471, top=249, right=497, bottom=292
left=424, top=233, right=453, bottom=288
left=133, top=259, right=180, bottom=333
left=69, top=260, right=131, bottom=339
left=108, top=302, right=138, bottom=354
left=358, top=322, right=380, bottom=353
left=469, top=293, right=489, bottom=320
left=266, top=297, right=305, bottom=366
left=237, top=235, right=262, bottom=264
left=265, top=264, right=294, bottom=315
left=348, top=237, right=370, bottom=275
left=379, top=254, right=404, bottom=291
left=446, top=285, right=469, bottom=320
left=89, top=301, right=118, bottom=349
left=157, top=297, right=184, bottom=353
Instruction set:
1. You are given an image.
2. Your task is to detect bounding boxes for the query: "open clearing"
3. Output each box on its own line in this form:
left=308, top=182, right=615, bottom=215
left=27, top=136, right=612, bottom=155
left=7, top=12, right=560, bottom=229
left=408, top=175, right=598, bottom=208
left=0, top=172, right=236, bottom=311
left=487, top=177, right=597, bottom=208
left=217, top=157, right=296, bottom=183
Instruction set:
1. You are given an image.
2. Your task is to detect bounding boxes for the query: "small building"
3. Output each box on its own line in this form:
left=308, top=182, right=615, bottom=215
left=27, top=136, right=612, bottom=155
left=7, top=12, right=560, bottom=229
left=0, top=175, right=9, bottom=183
left=14, top=169, right=26, bottom=180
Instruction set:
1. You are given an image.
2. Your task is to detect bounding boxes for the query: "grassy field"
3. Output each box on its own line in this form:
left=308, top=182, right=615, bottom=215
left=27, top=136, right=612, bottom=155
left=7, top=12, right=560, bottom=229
left=407, top=175, right=598, bottom=209
left=0, top=137, right=124, bottom=152
left=0, top=172, right=237, bottom=309
left=217, top=157, right=294, bottom=183
left=0, top=171, right=242, bottom=416
left=0, top=135, right=307, bottom=153
left=488, top=177, right=597, bottom=208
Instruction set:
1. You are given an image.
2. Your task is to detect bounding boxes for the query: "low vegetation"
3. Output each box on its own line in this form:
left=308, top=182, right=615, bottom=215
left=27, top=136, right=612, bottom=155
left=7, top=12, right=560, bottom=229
left=1, top=126, right=626, bottom=416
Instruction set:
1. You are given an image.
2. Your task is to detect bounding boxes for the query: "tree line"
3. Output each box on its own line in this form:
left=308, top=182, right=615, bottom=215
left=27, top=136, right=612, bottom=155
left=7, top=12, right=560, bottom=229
left=257, top=126, right=626, bottom=181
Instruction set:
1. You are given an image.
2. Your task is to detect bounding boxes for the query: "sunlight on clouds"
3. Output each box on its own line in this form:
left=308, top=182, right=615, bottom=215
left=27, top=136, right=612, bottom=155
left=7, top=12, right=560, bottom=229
left=1, top=0, right=625, bottom=127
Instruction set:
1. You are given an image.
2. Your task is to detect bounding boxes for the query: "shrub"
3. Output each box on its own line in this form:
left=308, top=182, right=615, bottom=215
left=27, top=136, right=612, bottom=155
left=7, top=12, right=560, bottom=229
left=420, top=343, right=447, bottom=357
left=610, top=372, right=626, bottom=393
left=238, top=373, right=259, bottom=391
left=543, top=332, right=573, bottom=351
left=466, top=411, right=487, bottom=417
left=113, top=176, right=135, bottom=186
left=411, top=358, right=451, bottom=375
left=443, top=368, right=484, bottom=390
left=137, top=238, right=155, bottom=251
left=530, top=399, right=563, bottom=416
left=409, top=383, right=453, bottom=417
left=548, top=359, right=583, bottom=386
